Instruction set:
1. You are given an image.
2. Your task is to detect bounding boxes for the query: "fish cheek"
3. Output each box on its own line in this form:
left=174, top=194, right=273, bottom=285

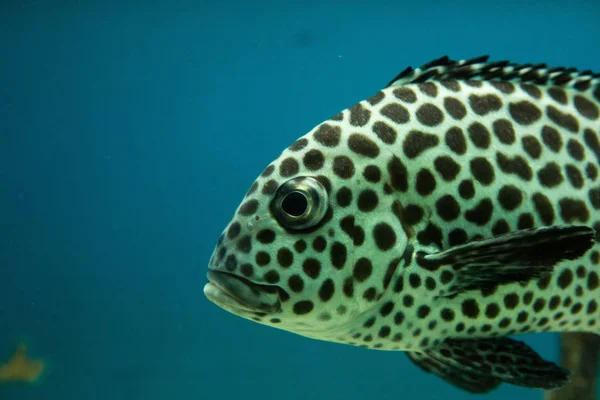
left=349, top=203, right=409, bottom=310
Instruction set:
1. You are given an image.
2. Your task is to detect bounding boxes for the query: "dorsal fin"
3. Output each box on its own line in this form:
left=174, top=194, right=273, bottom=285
left=386, top=55, right=600, bottom=91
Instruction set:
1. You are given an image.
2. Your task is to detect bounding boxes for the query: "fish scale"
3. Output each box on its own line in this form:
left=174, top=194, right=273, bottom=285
left=204, top=55, right=600, bottom=394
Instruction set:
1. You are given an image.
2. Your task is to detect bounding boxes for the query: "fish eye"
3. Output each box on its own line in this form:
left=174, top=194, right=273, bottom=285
left=272, top=177, right=328, bottom=229
left=281, top=191, right=308, bottom=217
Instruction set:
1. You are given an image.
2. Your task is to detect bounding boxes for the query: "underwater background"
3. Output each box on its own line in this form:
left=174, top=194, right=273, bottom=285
left=2, top=1, right=600, bottom=399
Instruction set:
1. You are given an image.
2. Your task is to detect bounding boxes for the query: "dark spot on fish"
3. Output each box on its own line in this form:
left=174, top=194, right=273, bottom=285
left=469, top=94, right=502, bottom=115
left=492, top=119, right=515, bottom=144
left=559, top=198, right=589, bottom=223
left=462, top=299, right=480, bottom=318
left=468, top=122, right=491, bottom=149
left=522, top=135, right=542, bottom=159
left=403, top=130, right=439, bottom=158
left=372, top=121, right=398, bottom=144
left=416, top=104, right=444, bottom=127
left=313, top=124, right=341, bottom=147
left=348, top=103, right=372, bottom=127
left=548, top=87, right=567, bottom=104
left=496, top=152, right=533, bottom=181
left=381, top=103, right=410, bottom=124
left=388, top=156, right=409, bottom=192
left=574, top=95, right=599, bottom=120
left=444, top=97, right=467, bottom=120
left=547, top=105, right=579, bottom=133
left=509, top=101, right=542, bottom=125
left=348, top=133, right=380, bottom=158
left=445, top=127, right=467, bottom=155
left=393, top=87, right=417, bottom=103
left=465, top=198, right=494, bottom=226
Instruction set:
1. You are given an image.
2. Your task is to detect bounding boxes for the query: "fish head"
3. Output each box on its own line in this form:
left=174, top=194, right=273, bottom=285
left=204, top=119, right=412, bottom=338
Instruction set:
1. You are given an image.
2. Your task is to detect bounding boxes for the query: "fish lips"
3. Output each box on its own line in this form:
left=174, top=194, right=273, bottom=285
left=204, top=270, right=281, bottom=314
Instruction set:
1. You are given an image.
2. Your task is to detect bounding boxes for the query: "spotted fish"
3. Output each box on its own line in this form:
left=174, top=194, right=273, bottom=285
left=204, top=56, right=600, bottom=393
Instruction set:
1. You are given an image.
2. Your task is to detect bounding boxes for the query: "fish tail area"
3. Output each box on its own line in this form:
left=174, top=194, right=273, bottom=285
left=545, top=333, right=600, bottom=400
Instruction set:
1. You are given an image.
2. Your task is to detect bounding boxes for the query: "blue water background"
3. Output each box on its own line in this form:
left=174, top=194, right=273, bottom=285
left=2, top=1, right=600, bottom=399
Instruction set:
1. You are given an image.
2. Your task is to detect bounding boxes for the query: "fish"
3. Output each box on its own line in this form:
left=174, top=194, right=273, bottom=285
left=0, top=344, right=45, bottom=384
left=203, top=55, right=600, bottom=393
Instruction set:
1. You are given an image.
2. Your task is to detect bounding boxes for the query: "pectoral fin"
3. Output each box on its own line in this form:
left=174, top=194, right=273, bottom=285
left=407, top=337, right=570, bottom=392
left=415, top=225, right=595, bottom=296
left=406, top=351, right=501, bottom=393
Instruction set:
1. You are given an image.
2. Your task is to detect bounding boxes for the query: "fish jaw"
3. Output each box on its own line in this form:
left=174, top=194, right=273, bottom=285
left=204, top=270, right=281, bottom=315
left=204, top=221, right=283, bottom=318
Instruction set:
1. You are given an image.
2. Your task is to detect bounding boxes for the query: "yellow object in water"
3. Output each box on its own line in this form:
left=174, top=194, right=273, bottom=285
left=0, top=344, right=45, bottom=383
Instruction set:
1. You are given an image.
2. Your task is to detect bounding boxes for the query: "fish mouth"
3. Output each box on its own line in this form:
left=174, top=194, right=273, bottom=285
left=204, top=270, right=282, bottom=314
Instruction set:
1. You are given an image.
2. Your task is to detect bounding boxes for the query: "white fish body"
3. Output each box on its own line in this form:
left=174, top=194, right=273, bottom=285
left=204, top=56, right=600, bottom=393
